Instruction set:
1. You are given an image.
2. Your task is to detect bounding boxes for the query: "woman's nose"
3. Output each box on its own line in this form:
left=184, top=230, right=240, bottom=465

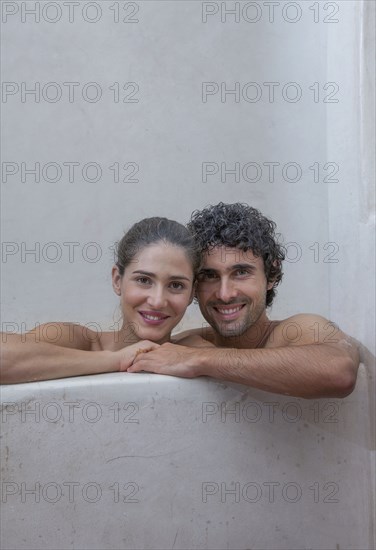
left=146, top=287, right=168, bottom=309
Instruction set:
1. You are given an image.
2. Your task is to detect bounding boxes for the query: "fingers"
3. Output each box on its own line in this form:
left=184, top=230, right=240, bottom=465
left=127, top=359, right=157, bottom=374
left=133, top=350, right=155, bottom=364
left=130, top=341, right=160, bottom=364
left=138, top=340, right=160, bottom=351
left=126, top=364, right=142, bottom=373
left=134, top=348, right=149, bottom=359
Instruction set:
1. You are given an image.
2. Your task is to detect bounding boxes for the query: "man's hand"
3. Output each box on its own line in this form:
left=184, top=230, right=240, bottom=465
left=126, top=342, right=202, bottom=378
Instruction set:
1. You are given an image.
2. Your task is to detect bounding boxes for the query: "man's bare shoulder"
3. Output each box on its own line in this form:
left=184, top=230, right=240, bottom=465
left=266, top=313, right=357, bottom=352
left=172, top=326, right=216, bottom=346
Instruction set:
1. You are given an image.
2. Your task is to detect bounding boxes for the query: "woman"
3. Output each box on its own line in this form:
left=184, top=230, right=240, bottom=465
left=1, top=217, right=203, bottom=384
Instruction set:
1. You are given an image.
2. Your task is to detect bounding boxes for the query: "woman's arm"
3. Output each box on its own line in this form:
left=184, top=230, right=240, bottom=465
left=0, top=323, right=159, bottom=384
left=1, top=334, right=115, bottom=384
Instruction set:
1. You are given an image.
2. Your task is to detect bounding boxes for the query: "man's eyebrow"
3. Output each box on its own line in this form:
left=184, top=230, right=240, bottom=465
left=198, top=268, right=217, bottom=275
left=232, top=263, right=257, bottom=271
left=132, top=270, right=191, bottom=281
left=199, top=263, right=257, bottom=274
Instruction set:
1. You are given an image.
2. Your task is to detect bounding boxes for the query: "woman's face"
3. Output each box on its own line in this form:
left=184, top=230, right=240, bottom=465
left=112, top=241, right=195, bottom=344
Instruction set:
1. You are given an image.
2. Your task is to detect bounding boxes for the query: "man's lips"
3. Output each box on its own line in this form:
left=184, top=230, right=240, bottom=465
left=138, top=311, right=170, bottom=325
left=211, top=304, right=246, bottom=320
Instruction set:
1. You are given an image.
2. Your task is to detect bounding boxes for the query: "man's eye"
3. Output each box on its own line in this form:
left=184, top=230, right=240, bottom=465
left=235, top=269, right=249, bottom=276
left=198, top=272, right=217, bottom=281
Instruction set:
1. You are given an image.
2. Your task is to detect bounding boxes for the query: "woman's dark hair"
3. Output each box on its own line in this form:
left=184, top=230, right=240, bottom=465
left=115, top=217, right=201, bottom=278
left=187, top=202, right=285, bottom=307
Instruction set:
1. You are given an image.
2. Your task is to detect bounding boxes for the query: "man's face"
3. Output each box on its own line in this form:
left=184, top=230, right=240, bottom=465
left=196, top=246, right=274, bottom=338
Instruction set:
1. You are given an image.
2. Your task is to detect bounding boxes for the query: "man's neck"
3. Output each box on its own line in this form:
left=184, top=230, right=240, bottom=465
left=213, top=313, right=273, bottom=349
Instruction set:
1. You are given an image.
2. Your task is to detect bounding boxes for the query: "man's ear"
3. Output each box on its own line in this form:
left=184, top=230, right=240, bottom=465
left=267, top=279, right=275, bottom=290
left=112, top=265, right=122, bottom=295
left=267, top=260, right=279, bottom=290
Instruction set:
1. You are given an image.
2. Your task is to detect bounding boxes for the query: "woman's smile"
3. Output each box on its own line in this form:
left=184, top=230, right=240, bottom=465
left=138, top=310, right=171, bottom=325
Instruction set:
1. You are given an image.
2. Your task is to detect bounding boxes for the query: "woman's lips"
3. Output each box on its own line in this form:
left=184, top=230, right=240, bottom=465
left=138, top=311, right=170, bottom=325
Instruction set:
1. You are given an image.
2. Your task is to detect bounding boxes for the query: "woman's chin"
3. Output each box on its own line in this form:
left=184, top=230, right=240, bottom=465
left=136, top=327, right=171, bottom=344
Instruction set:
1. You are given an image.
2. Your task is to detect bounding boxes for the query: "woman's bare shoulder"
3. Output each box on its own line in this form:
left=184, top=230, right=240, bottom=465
left=22, top=322, right=100, bottom=351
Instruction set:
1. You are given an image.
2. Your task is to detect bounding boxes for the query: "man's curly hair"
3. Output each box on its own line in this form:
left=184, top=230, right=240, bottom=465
left=187, top=202, right=285, bottom=307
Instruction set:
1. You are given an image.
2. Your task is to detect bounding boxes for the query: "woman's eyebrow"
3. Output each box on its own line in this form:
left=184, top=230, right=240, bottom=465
left=132, top=270, right=155, bottom=276
left=167, top=275, right=191, bottom=281
left=132, top=270, right=191, bottom=281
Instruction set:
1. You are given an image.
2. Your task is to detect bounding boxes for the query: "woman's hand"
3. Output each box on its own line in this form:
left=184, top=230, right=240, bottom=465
left=127, top=342, right=201, bottom=378
left=115, top=340, right=161, bottom=372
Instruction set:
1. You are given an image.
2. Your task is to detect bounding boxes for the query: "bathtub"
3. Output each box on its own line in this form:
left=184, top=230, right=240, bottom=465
left=1, top=363, right=374, bottom=550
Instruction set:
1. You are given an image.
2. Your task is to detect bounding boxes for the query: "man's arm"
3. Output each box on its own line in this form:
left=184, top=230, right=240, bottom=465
left=128, top=315, right=360, bottom=399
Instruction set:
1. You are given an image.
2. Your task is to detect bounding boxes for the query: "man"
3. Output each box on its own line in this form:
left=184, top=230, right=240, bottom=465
left=127, top=203, right=360, bottom=399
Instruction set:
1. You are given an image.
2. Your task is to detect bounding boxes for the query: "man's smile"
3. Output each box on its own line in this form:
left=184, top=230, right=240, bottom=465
left=211, top=303, right=247, bottom=320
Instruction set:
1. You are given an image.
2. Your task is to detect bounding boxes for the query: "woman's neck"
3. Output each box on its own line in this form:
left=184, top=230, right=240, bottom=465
left=102, top=323, right=171, bottom=351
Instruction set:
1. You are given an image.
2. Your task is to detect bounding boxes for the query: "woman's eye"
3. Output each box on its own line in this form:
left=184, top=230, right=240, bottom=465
left=136, top=277, right=151, bottom=285
left=170, top=281, right=184, bottom=290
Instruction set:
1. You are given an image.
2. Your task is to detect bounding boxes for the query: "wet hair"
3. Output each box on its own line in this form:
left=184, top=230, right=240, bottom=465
left=115, top=217, right=201, bottom=279
left=188, top=202, right=285, bottom=307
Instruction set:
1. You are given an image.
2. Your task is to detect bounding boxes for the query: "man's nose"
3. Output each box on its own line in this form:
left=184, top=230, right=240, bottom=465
left=146, top=286, right=168, bottom=309
left=215, top=278, right=237, bottom=303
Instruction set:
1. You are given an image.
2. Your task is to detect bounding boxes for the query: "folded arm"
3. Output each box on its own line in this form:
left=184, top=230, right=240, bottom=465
left=0, top=323, right=158, bottom=384
left=128, top=315, right=360, bottom=399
